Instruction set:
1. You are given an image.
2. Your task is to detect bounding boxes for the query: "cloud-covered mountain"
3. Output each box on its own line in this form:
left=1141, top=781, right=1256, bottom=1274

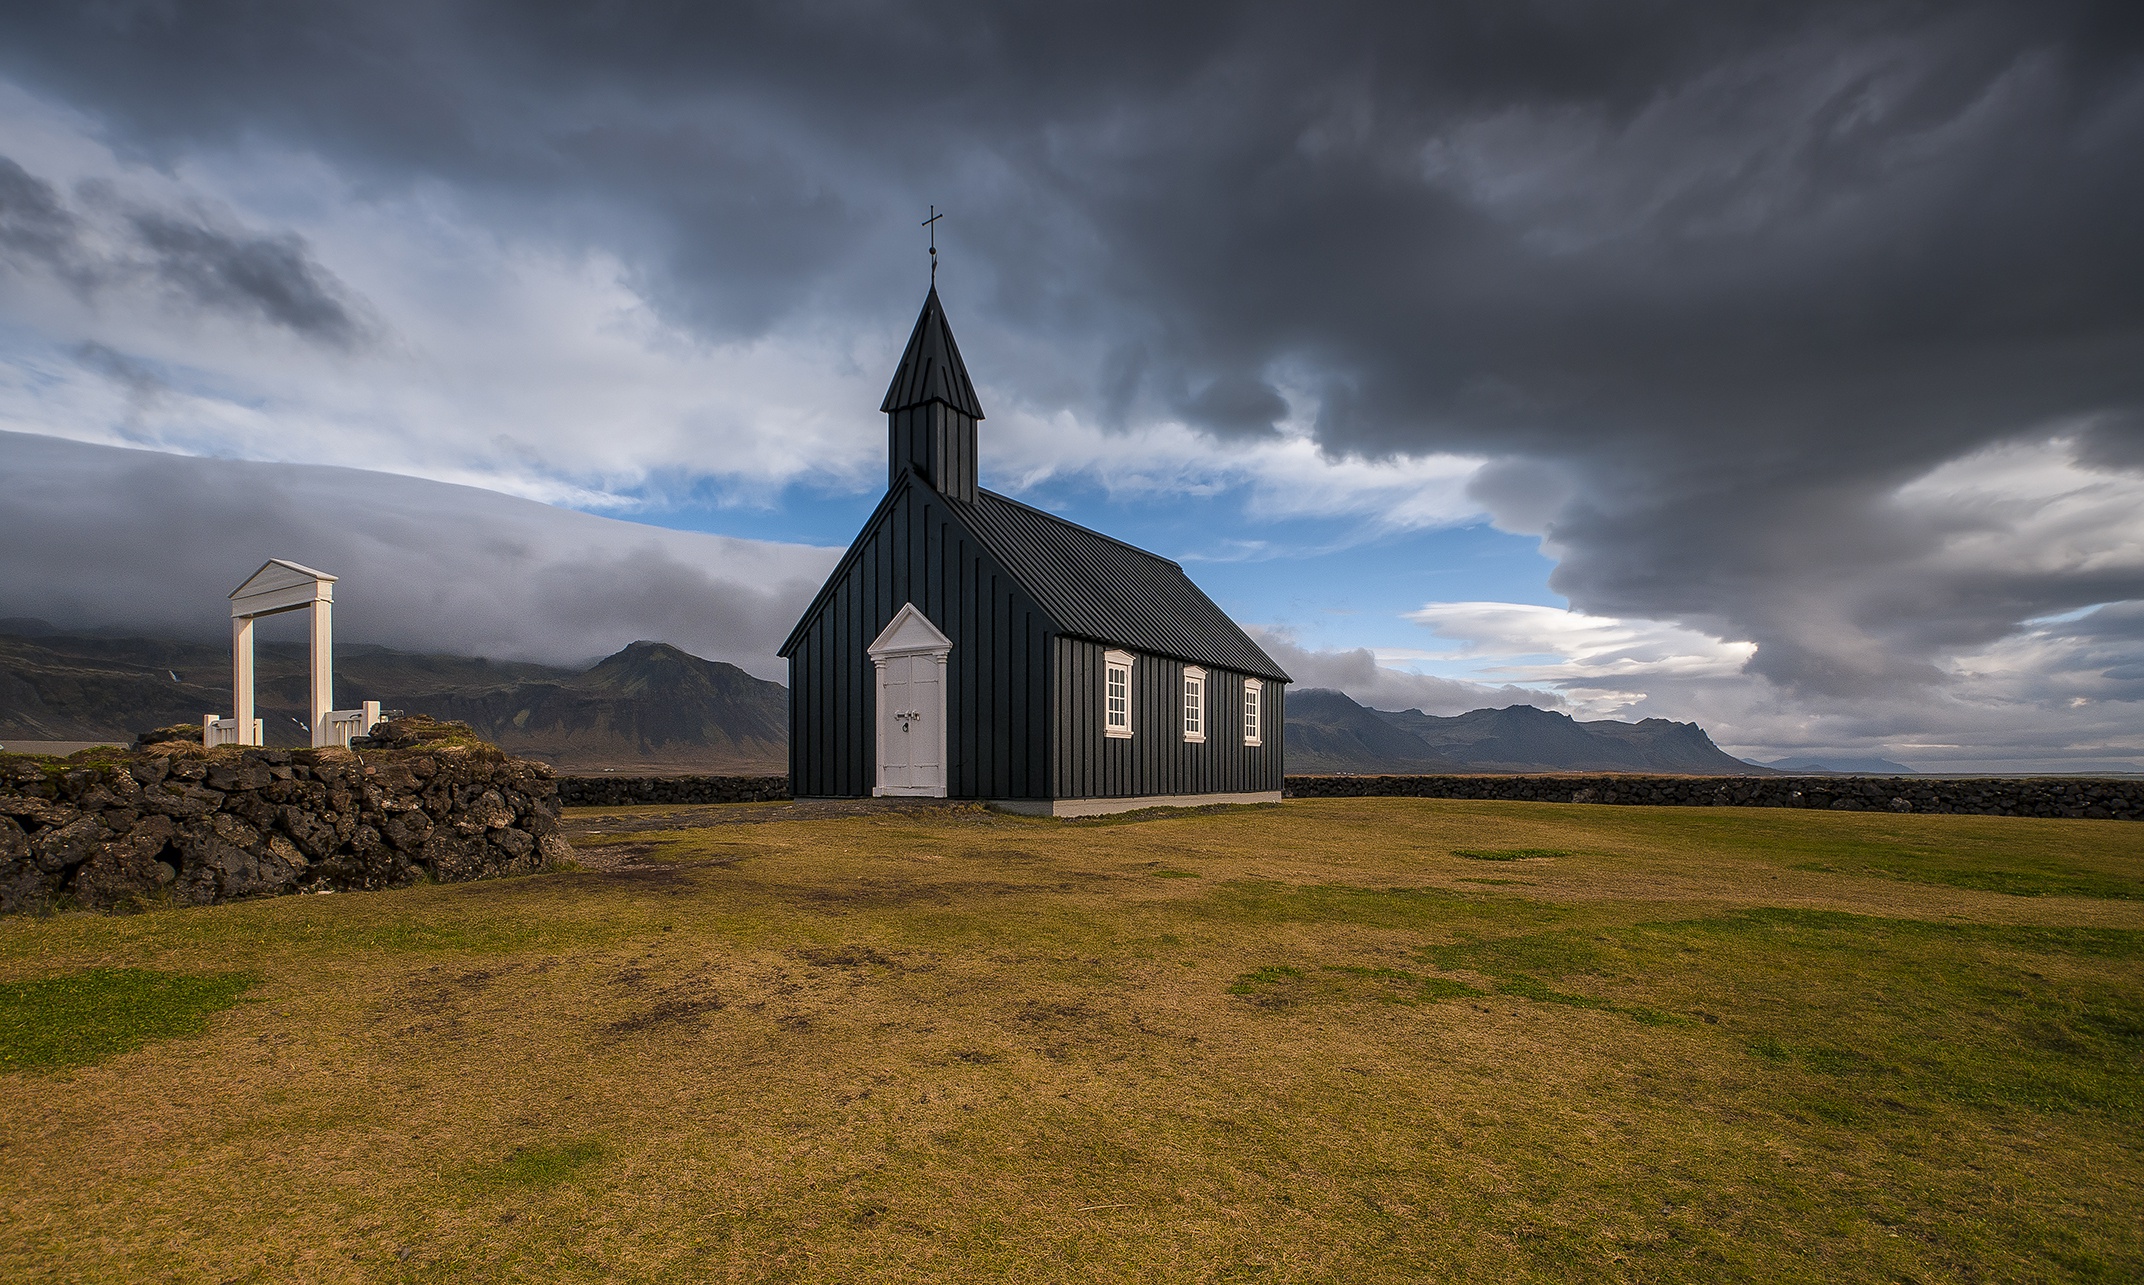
left=0, top=432, right=834, bottom=677
left=0, top=629, right=786, bottom=772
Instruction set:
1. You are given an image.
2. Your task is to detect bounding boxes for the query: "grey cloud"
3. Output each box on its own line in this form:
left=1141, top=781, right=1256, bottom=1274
left=126, top=210, right=366, bottom=346
left=2075, top=410, right=2144, bottom=473
left=1, top=153, right=371, bottom=345
left=0, top=156, right=82, bottom=273
left=1181, top=375, right=1288, bottom=437
left=0, top=431, right=836, bottom=676
left=70, top=341, right=166, bottom=441
left=1, top=2, right=2141, bottom=699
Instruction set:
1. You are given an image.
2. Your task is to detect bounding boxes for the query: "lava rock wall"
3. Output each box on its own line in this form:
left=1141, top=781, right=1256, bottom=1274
left=556, top=775, right=790, bottom=806
left=1282, top=774, right=2142, bottom=819
left=0, top=743, right=570, bottom=914
left=552, top=772, right=2140, bottom=820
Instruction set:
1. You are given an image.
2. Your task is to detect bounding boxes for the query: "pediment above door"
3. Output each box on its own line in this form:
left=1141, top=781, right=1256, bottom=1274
left=868, top=602, right=953, bottom=657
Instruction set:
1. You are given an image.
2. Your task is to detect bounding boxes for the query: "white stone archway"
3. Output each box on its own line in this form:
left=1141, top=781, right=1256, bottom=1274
left=207, top=559, right=378, bottom=748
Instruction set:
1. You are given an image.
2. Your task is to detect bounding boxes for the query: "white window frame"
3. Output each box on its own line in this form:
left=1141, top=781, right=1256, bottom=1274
left=1104, top=649, right=1135, bottom=739
left=1243, top=678, right=1263, bottom=746
left=1182, top=666, right=1206, bottom=743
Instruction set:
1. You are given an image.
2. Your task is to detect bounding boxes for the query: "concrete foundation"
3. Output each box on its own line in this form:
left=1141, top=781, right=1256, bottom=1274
left=987, top=790, right=1282, bottom=818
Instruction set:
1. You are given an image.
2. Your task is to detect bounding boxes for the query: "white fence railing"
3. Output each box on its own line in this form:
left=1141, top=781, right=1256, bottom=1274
left=202, top=703, right=382, bottom=749
left=203, top=715, right=263, bottom=747
left=318, top=701, right=383, bottom=749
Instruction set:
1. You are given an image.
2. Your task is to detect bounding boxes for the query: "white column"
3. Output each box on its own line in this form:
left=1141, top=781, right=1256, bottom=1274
left=309, top=598, right=334, bottom=748
left=231, top=615, right=256, bottom=745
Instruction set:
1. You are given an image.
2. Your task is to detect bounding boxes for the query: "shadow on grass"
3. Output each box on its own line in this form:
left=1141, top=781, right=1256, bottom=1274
left=1793, top=857, right=2144, bottom=900
left=1452, top=848, right=1572, bottom=861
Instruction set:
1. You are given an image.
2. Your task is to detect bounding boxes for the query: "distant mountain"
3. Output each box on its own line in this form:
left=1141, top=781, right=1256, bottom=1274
left=1746, top=755, right=1917, bottom=775
left=1284, top=689, right=1464, bottom=773
left=0, top=631, right=785, bottom=772
left=1287, top=688, right=1762, bottom=775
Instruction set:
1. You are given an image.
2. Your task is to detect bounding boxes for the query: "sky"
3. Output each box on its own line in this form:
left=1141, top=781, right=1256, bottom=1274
left=0, top=1, right=2140, bottom=772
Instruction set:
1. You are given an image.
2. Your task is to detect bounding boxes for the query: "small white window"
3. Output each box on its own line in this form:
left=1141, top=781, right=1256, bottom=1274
left=1104, top=649, right=1135, bottom=739
left=1243, top=678, right=1263, bottom=746
left=1182, top=667, right=1206, bottom=743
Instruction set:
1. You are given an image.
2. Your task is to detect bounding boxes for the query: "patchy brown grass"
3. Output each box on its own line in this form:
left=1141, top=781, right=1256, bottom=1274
left=0, top=798, right=2139, bottom=1282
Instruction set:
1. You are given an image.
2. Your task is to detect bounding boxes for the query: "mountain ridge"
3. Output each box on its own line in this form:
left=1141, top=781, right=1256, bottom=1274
left=1746, top=755, right=1918, bottom=776
left=0, top=631, right=785, bottom=772
left=1287, top=687, right=1765, bottom=775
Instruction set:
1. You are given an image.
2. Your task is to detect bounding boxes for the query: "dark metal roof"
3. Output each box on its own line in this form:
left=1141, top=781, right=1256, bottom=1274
left=963, top=489, right=1292, bottom=682
left=880, top=287, right=985, bottom=418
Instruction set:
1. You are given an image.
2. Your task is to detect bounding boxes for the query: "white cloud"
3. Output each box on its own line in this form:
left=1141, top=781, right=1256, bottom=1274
left=1375, top=595, right=2143, bottom=772
left=1403, top=601, right=1755, bottom=695
left=982, top=392, right=1489, bottom=552
left=0, top=91, right=1504, bottom=542
left=1891, top=434, right=2144, bottom=582
left=0, top=111, right=895, bottom=508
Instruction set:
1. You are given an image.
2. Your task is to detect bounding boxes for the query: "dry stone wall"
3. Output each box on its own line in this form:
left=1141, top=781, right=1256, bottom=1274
left=554, top=773, right=2139, bottom=820
left=1283, top=774, right=2142, bottom=820
left=556, top=775, right=791, bottom=807
left=1, top=743, right=570, bottom=915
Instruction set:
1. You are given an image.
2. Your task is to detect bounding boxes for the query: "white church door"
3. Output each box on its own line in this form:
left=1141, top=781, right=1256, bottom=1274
left=876, top=653, right=946, bottom=794
left=868, top=603, right=953, bottom=798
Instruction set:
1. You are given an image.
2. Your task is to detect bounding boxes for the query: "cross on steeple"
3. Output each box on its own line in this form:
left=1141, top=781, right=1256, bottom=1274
left=922, top=205, right=944, bottom=285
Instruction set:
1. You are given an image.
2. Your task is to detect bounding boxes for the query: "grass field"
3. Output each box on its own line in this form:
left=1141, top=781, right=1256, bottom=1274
left=1, top=798, right=2139, bottom=1282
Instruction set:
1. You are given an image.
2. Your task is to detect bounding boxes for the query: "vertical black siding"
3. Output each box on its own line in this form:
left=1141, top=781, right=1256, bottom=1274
left=887, top=402, right=978, bottom=503
left=1048, top=637, right=1286, bottom=798
left=786, top=478, right=1049, bottom=799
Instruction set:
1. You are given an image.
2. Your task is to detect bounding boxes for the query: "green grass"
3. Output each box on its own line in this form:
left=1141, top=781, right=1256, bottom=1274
left=0, top=968, right=258, bottom=1071
left=469, top=1140, right=606, bottom=1189
left=0, top=797, right=2137, bottom=1282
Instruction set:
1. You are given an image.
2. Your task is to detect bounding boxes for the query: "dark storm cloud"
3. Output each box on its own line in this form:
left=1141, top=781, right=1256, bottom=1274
left=0, top=154, right=368, bottom=345
left=125, top=210, right=366, bottom=345
left=3, top=1, right=2141, bottom=695
left=0, top=157, right=81, bottom=271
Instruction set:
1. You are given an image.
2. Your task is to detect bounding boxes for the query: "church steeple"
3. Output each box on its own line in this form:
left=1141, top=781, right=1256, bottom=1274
left=882, top=287, right=983, bottom=502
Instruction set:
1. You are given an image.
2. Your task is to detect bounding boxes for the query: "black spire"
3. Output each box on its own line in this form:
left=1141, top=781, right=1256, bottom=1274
left=882, top=288, right=983, bottom=501
left=881, top=287, right=984, bottom=418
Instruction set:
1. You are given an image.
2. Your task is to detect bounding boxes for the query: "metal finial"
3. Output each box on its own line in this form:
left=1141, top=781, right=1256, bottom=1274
left=922, top=205, right=943, bottom=286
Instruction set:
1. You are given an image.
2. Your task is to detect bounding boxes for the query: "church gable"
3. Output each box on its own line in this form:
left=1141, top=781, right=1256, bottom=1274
left=781, top=469, right=1054, bottom=800
left=778, top=469, right=1067, bottom=661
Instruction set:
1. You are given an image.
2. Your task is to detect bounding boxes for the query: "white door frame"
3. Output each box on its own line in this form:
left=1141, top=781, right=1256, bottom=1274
left=868, top=602, right=953, bottom=797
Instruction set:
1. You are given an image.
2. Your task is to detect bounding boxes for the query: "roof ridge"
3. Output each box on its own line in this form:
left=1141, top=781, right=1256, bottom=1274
left=975, top=488, right=1184, bottom=570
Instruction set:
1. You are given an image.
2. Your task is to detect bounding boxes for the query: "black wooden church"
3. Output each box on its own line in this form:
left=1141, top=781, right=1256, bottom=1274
left=780, top=288, right=1289, bottom=815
